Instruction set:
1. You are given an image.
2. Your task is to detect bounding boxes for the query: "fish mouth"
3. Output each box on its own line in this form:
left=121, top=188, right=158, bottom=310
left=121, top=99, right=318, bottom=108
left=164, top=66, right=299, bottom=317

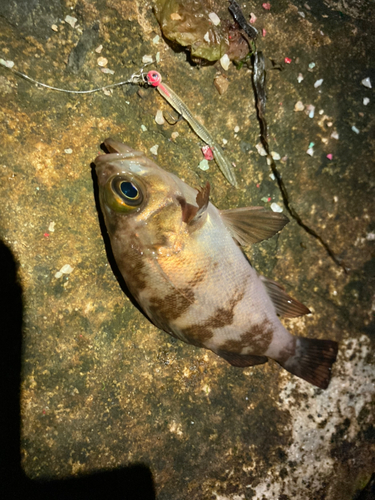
left=94, top=138, right=136, bottom=166
left=102, top=138, right=138, bottom=156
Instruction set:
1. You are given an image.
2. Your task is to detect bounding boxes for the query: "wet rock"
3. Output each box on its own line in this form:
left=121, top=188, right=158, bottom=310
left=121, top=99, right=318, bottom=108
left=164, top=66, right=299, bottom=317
left=0, top=1, right=374, bottom=499
left=67, top=23, right=100, bottom=74
left=0, top=0, right=63, bottom=38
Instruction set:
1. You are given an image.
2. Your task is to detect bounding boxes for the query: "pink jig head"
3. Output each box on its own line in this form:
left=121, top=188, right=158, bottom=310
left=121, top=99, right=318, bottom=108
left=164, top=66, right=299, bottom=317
left=147, top=71, right=162, bottom=87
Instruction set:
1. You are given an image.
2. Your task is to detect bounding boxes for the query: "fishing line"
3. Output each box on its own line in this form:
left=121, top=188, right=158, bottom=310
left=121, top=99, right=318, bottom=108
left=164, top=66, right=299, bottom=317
left=0, top=57, right=150, bottom=93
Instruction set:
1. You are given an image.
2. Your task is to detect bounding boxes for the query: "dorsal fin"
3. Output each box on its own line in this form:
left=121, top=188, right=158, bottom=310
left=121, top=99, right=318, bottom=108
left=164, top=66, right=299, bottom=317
left=195, top=181, right=210, bottom=218
left=260, top=275, right=311, bottom=318
left=220, top=206, right=289, bottom=245
left=178, top=182, right=210, bottom=226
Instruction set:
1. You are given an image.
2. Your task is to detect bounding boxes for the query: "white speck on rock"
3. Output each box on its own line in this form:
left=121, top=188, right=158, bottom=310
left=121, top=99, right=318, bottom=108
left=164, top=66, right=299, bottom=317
left=271, top=151, right=281, bottom=160
left=361, top=77, right=372, bottom=89
left=314, top=78, right=323, bottom=88
left=97, top=57, right=108, bottom=67
left=306, top=104, right=315, bottom=118
left=150, top=145, right=159, bottom=155
left=271, top=202, right=283, bottom=212
left=363, top=97, right=370, bottom=106
left=142, top=55, right=153, bottom=64
left=208, top=12, right=221, bottom=26
left=55, top=264, right=73, bottom=278
left=256, top=142, right=267, bottom=156
left=352, top=125, right=360, bottom=134
left=198, top=159, right=210, bottom=171
left=294, top=101, right=304, bottom=111
left=155, top=109, right=165, bottom=125
left=64, top=148, right=73, bottom=154
left=0, top=58, right=14, bottom=69
left=64, top=15, right=77, bottom=28
left=220, top=54, right=230, bottom=71
left=60, top=264, right=73, bottom=274
left=100, top=68, right=114, bottom=74
left=306, top=147, right=314, bottom=156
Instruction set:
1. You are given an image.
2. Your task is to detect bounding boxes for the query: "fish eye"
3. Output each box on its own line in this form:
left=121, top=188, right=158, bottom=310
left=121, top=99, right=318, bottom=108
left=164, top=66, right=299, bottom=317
left=104, top=176, right=145, bottom=213
left=120, top=181, right=140, bottom=200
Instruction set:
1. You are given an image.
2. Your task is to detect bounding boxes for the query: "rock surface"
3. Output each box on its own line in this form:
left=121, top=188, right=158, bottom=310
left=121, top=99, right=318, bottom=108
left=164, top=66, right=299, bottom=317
left=0, top=1, right=374, bottom=499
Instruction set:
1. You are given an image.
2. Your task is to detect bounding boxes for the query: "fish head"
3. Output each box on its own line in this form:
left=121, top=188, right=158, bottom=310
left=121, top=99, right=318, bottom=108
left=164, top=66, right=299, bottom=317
left=94, top=138, right=189, bottom=248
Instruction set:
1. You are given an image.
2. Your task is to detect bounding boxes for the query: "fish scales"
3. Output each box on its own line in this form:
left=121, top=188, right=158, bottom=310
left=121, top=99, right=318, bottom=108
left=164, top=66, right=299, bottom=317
left=95, top=139, right=339, bottom=389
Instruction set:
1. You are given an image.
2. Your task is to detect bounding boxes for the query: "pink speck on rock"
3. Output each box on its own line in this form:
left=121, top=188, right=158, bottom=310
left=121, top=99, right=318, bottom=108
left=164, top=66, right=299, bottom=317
left=201, top=145, right=214, bottom=161
left=262, top=3, right=271, bottom=10
left=262, top=29, right=267, bottom=37
left=284, top=57, right=292, bottom=64
left=327, top=154, right=333, bottom=160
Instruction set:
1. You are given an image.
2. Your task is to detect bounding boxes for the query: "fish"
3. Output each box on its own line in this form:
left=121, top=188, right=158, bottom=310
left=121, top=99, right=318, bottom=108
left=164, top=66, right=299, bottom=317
left=94, top=139, right=339, bottom=389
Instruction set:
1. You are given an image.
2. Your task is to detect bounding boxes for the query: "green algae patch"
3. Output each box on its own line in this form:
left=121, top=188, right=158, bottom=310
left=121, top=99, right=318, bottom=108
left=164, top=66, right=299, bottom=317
left=154, top=0, right=229, bottom=61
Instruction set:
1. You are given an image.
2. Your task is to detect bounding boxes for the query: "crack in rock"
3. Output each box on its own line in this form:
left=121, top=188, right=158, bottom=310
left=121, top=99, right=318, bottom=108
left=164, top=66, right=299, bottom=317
left=251, top=51, right=349, bottom=273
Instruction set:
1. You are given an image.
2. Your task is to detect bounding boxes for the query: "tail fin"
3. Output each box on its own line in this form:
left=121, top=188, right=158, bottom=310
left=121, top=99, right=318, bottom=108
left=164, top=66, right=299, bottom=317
left=280, top=337, right=339, bottom=389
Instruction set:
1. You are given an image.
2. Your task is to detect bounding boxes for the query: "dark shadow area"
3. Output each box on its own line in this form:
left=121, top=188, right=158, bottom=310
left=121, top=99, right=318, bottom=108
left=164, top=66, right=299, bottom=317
left=0, top=240, right=156, bottom=499
left=353, top=473, right=375, bottom=500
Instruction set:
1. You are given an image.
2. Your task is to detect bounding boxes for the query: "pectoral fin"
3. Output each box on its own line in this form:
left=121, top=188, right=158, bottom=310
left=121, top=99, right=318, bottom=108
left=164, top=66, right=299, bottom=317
left=260, top=275, right=311, bottom=318
left=220, top=207, right=289, bottom=245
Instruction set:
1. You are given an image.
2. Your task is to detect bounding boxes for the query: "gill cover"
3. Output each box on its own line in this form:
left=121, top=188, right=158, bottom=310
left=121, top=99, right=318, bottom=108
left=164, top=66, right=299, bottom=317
left=104, top=175, right=145, bottom=213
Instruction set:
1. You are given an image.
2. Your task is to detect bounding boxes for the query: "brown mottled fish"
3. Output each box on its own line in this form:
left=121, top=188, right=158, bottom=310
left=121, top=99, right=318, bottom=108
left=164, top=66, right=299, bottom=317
left=94, top=139, right=338, bottom=389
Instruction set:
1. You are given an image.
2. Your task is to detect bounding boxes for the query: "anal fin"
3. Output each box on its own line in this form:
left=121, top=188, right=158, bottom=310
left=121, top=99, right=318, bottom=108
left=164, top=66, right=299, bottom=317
left=260, top=275, right=311, bottom=318
left=217, top=350, right=268, bottom=367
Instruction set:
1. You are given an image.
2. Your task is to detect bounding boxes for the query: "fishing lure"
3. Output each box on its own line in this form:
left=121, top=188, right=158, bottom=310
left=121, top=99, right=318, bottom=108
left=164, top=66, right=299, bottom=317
left=0, top=59, right=237, bottom=187
left=147, top=70, right=238, bottom=188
